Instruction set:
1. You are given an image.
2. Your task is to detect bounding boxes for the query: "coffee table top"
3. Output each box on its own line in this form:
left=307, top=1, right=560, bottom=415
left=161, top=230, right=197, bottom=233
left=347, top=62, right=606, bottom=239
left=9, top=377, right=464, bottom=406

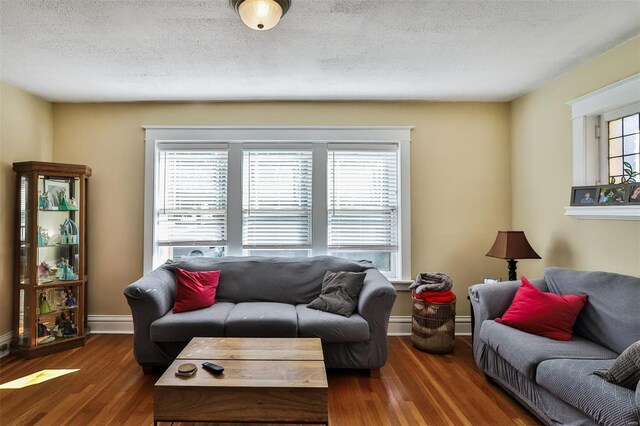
left=176, top=337, right=324, bottom=361
left=155, top=337, right=327, bottom=390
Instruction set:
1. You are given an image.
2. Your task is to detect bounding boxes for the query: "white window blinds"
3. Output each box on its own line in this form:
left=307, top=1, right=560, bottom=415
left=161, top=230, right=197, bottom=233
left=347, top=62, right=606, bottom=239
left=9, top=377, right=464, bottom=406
left=156, top=149, right=228, bottom=246
left=243, top=149, right=313, bottom=249
left=328, top=146, right=398, bottom=250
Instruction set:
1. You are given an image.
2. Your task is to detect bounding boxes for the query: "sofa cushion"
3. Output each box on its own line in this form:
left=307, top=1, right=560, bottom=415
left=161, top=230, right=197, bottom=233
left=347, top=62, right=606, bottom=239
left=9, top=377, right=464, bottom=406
left=150, top=302, right=234, bottom=342
left=161, top=256, right=371, bottom=305
left=537, top=358, right=640, bottom=426
left=225, top=302, right=297, bottom=337
left=545, top=268, right=640, bottom=354
left=307, top=271, right=366, bottom=317
left=479, top=320, right=617, bottom=379
left=173, top=268, right=220, bottom=313
left=495, top=276, right=587, bottom=341
left=296, top=304, right=369, bottom=343
left=594, top=340, right=640, bottom=390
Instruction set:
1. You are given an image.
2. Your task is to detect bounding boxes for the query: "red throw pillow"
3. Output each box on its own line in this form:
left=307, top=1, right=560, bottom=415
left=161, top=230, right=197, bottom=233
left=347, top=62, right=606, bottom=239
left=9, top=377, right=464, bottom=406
left=495, top=276, right=587, bottom=340
left=173, top=268, right=221, bottom=313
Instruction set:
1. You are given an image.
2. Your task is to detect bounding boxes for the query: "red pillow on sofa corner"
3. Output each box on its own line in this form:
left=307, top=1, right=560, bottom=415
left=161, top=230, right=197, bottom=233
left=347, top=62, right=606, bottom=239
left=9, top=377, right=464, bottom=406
left=173, top=268, right=221, bottom=313
left=495, top=276, right=587, bottom=341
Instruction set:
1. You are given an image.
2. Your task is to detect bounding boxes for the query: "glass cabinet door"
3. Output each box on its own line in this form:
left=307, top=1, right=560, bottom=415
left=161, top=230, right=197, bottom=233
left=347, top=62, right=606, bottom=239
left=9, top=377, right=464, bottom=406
left=17, top=174, right=31, bottom=345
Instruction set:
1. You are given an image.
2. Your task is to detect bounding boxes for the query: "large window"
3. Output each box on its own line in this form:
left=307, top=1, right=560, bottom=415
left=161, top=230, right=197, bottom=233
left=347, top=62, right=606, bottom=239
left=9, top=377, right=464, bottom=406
left=144, top=127, right=411, bottom=279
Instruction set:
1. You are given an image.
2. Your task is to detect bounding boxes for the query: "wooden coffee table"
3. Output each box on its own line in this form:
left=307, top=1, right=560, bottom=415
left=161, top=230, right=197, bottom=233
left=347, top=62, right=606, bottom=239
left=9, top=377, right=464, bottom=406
left=154, top=337, right=328, bottom=425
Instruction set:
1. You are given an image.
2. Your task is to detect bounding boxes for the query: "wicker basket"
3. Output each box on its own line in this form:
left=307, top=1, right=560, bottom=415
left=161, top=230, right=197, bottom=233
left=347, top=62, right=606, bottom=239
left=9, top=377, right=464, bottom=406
left=411, top=296, right=456, bottom=354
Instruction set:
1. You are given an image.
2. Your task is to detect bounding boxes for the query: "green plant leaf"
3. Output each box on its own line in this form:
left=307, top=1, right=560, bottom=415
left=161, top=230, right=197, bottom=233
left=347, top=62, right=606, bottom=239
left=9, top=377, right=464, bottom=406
left=610, top=176, right=616, bottom=184
left=623, top=161, right=632, bottom=168
left=621, top=177, right=627, bottom=183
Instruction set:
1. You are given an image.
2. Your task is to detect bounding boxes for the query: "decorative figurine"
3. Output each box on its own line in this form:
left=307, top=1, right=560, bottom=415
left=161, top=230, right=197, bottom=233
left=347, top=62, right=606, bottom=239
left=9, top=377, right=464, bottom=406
left=37, top=262, right=52, bottom=283
left=39, top=292, right=54, bottom=314
left=38, top=227, right=50, bottom=247
left=56, top=312, right=77, bottom=336
left=64, top=287, right=77, bottom=307
left=55, top=258, right=66, bottom=280
left=37, top=320, right=50, bottom=337
left=58, top=218, right=79, bottom=244
left=38, top=191, right=50, bottom=210
left=68, top=197, right=78, bottom=210
left=58, top=189, right=70, bottom=211
left=57, top=258, right=77, bottom=281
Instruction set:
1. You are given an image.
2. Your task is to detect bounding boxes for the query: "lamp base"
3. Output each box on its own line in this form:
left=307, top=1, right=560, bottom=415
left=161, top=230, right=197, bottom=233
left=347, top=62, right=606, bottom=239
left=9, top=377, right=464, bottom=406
left=507, top=259, right=518, bottom=281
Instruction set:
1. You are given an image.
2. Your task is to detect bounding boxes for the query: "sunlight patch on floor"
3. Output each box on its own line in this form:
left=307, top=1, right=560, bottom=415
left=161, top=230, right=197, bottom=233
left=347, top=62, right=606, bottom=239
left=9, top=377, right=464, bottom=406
left=0, top=369, right=79, bottom=389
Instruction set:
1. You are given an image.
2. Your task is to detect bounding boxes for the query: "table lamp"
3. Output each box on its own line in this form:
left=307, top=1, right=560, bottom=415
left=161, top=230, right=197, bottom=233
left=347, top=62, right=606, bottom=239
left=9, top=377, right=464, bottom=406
left=486, top=231, right=540, bottom=281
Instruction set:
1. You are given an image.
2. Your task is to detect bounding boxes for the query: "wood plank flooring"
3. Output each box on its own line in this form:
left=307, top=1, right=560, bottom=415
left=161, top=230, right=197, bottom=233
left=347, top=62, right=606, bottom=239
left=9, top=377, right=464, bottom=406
left=0, top=335, right=540, bottom=425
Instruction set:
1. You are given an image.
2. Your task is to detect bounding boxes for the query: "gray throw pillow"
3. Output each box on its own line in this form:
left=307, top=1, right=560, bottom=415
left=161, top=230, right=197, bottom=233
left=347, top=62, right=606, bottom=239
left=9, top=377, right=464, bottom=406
left=593, top=340, right=640, bottom=390
left=307, top=271, right=366, bottom=317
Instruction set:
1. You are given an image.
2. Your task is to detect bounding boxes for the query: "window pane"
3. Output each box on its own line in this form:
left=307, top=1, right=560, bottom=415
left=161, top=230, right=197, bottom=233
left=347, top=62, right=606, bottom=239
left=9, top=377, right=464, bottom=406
left=609, top=118, right=622, bottom=138
left=330, top=251, right=391, bottom=273
left=243, top=150, right=312, bottom=249
left=170, top=246, right=226, bottom=260
left=157, top=150, right=227, bottom=246
left=623, top=113, right=639, bottom=136
left=610, top=157, right=623, bottom=176
left=624, top=154, right=639, bottom=176
left=609, top=138, right=622, bottom=157
left=328, top=148, right=398, bottom=251
left=624, top=134, right=639, bottom=155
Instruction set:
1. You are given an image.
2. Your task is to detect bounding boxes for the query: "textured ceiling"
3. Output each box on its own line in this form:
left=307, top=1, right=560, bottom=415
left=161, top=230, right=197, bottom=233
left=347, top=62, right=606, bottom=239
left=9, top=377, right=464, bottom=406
left=1, top=0, right=639, bottom=102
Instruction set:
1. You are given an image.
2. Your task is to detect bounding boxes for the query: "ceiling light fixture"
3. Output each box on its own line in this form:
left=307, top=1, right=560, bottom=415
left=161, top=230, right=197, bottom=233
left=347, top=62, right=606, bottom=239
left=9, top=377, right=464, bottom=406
left=230, top=0, right=291, bottom=31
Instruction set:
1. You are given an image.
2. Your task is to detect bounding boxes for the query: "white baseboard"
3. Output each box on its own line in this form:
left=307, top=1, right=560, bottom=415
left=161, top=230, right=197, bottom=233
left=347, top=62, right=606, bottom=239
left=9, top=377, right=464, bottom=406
left=86, top=314, right=471, bottom=336
left=0, top=331, right=13, bottom=358
left=88, top=315, right=134, bottom=334
left=388, top=315, right=471, bottom=336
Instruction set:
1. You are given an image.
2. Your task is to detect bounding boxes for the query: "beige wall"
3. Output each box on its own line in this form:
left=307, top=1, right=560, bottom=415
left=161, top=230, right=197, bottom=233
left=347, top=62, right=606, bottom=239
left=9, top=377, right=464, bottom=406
left=511, top=36, right=640, bottom=279
left=0, top=81, right=54, bottom=335
left=52, top=101, right=512, bottom=317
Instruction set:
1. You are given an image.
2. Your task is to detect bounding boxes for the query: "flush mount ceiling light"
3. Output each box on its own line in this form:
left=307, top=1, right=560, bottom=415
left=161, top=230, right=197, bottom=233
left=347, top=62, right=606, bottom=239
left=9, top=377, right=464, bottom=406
left=230, top=0, right=291, bottom=31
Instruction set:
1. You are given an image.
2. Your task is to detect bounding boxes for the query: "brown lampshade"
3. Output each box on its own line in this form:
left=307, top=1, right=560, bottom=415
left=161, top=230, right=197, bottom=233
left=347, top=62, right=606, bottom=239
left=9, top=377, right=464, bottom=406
left=486, top=231, right=541, bottom=260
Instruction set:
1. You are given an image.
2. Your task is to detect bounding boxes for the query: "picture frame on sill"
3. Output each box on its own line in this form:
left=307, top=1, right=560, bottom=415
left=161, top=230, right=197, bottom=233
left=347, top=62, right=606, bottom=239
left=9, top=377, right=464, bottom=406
left=628, top=183, right=640, bottom=203
left=570, top=186, right=598, bottom=206
left=597, top=184, right=626, bottom=205
left=44, top=179, right=69, bottom=210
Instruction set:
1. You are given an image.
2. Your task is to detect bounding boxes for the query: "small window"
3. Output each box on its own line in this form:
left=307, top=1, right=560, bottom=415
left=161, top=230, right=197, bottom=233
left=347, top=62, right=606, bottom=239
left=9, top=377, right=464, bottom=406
left=607, top=112, right=640, bottom=184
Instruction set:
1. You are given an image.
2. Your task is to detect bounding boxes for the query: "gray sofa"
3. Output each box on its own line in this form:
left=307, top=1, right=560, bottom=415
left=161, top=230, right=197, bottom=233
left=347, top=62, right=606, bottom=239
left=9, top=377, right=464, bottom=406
left=124, top=256, right=396, bottom=373
left=469, top=267, right=640, bottom=425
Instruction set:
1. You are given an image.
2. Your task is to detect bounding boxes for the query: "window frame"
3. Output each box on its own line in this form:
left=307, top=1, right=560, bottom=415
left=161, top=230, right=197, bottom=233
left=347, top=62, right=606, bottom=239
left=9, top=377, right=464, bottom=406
left=143, top=126, right=413, bottom=279
left=565, top=74, right=640, bottom=220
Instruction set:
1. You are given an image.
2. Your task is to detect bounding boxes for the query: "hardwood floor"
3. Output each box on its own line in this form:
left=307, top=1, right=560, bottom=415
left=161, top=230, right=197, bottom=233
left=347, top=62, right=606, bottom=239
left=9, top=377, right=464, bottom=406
left=0, top=335, right=540, bottom=425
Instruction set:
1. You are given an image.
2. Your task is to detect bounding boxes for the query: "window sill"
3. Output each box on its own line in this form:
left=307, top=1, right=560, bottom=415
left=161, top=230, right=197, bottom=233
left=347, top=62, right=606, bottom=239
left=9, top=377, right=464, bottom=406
left=391, top=279, right=413, bottom=291
left=564, top=205, right=640, bottom=220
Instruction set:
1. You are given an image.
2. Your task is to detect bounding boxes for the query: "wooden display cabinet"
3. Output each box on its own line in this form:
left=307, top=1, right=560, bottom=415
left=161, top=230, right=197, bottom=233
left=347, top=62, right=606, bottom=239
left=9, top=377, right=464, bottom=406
left=12, top=161, right=91, bottom=358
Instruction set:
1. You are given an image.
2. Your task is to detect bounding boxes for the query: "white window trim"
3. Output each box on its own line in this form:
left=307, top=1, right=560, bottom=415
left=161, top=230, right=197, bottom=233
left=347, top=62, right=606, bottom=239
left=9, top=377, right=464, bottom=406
left=143, top=126, right=413, bottom=277
left=565, top=74, right=640, bottom=220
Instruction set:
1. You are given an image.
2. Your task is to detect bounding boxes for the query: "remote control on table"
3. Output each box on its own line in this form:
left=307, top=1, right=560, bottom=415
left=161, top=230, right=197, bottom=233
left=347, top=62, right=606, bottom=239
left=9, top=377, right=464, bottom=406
left=202, top=362, right=224, bottom=375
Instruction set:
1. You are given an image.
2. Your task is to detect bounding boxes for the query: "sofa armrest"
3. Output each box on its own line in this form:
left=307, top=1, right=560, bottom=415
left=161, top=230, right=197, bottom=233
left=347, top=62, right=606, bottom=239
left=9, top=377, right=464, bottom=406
left=357, top=268, right=397, bottom=368
left=123, top=267, right=177, bottom=364
left=468, top=277, right=548, bottom=367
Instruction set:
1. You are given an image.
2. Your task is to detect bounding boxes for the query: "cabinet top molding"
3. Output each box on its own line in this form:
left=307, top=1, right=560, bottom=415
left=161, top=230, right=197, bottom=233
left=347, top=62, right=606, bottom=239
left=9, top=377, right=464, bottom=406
left=13, top=161, right=92, bottom=176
